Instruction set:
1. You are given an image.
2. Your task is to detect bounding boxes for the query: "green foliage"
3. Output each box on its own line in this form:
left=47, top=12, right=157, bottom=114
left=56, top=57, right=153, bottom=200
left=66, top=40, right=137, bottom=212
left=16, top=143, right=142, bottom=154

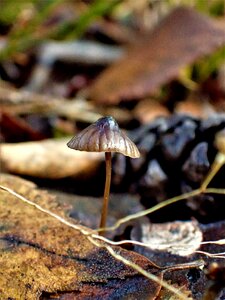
left=0, top=0, right=224, bottom=86
left=193, top=46, right=225, bottom=82
left=0, top=0, right=33, bottom=24
left=54, top=0, right=120, bottom=40
left=178, top=46, right=225, bottom=88
left=0, top=0, right=120, bottom=61
left=0, top=0, right=63, bottom=60
left=195, top=0, right=224, bottom=17
left=167, top=0, right=224, bottom=17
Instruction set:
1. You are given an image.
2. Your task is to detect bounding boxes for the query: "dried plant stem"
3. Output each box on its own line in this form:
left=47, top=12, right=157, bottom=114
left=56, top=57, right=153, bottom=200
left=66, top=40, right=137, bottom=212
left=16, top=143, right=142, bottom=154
left=195, top=250, right=225, bottom=259
left=1, top=184, right=224, bottom=257
left=96, top=186, right=225, bottom=234
left=201, top=153, right=225, bottom=191
left=97, top=152, right=225, bottom=233
left=205, top=188, right=225, bottom=194
left=97, top=189, right=201, bottom=233
left=89, top=236, right=191, bottom=300
left=201, top=239, right=225, bottom=245
left=1, top=151, right=224, bottom=300
left=161, top=260, right=204, bottom=274
left=99, top=152, right=111, bottom=234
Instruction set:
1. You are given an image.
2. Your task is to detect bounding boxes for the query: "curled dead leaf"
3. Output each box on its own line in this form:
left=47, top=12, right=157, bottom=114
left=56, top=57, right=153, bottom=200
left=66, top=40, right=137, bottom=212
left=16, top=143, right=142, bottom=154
left=132, top=221, right=203, bottom=256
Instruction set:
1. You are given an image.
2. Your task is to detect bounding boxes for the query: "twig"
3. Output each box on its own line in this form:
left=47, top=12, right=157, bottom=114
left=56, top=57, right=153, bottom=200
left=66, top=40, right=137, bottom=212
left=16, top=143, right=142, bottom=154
left=195, top=250, right=225, bottom=259
left=88, top=236, right=191, bottom=300
left=95, top=189, right=201, bottom=233
left=96, top=152, right=225, bottom=233
left=1, top=150, right=224, bottom=299
left=201, top=153, right=225, bottom=191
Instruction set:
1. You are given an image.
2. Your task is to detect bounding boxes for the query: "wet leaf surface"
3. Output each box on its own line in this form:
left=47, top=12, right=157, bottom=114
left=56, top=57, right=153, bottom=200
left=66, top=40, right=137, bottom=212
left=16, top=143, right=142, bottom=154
left=0, top=174, right=162, bottom=300
left=88, top=7, right=225, bottom=104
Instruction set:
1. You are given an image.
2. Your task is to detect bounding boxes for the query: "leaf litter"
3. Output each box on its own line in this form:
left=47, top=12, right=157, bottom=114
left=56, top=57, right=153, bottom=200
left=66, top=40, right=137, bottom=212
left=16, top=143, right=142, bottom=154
left=88, top=7, right=225, bottom=104
left=0, top=174, right=163, bottom=300
left=0, top=173, right=206, bottom=300
left=1, top=141, right=225, bottom=299
left=1, top=3, right=225, bottom=299
left=1, top=119, right=225, bottom=299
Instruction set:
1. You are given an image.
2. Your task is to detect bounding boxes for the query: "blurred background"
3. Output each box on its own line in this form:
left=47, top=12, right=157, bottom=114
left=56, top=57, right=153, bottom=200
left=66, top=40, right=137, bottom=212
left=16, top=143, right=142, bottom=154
left=1, top=2, right=225, bottom=298
left=1, top=0, right=225, bottom=225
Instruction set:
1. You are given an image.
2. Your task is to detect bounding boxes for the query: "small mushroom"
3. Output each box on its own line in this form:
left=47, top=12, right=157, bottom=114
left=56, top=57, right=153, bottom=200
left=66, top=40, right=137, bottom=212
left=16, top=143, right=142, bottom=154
left=67, top=116, right=140, bottom=234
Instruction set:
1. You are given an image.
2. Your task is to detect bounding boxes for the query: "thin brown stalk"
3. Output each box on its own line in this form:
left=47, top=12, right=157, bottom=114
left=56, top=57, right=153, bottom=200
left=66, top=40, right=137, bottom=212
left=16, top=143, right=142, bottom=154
left=99, top=152, right=111, bottom=234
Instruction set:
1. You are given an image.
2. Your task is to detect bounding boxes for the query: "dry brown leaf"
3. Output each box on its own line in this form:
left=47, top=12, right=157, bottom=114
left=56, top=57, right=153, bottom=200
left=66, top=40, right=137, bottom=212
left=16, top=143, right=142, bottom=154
left=88, top=7, right=225, bottom=104
left=132, top=221, right=203, bottom=256
left=0, top=83, right=100, bottom=123
left=0, top=138, right=102, bottom=178
left=0, top=174, right=162, bottom=299
left=158, top=282, right=193, bottom=300
left=0, top=111, right=47, bottom=142
left=175, top=97, right=216, bottom=118
left=134, top=99, right=170, bottom=124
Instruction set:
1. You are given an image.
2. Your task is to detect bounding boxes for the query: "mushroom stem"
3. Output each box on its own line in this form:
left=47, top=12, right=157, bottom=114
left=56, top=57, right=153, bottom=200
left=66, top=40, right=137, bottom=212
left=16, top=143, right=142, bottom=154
left=99, top=152, right=112, bottom=234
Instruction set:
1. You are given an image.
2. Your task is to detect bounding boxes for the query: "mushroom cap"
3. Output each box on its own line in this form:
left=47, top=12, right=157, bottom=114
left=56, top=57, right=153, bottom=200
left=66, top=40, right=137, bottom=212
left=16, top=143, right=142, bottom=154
left=67, top=116, right=140, bottom=158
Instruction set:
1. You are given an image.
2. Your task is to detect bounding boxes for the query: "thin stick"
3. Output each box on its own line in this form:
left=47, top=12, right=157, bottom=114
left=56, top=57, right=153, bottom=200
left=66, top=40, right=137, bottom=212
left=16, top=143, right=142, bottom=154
left=99, top=152, right=112, bottom=233
left=89, top=236, right=190, bottom=300
left=96, top=189, right=201, bottom=233
left=0, top=184, right=205, bottom=300
left=201, top=153, right=225, bottom=191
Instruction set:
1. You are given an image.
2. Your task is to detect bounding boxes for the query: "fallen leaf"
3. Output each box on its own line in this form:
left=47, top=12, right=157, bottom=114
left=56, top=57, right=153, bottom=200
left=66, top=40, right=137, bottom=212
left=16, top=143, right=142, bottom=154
left=132, top=221, right=203, bottom=256
left=158, top=282, right=192, bottom=300
left=88, top=7, right=225, bottom=104
left=130, top=219, right=225, bottom=299
left=175, top=97, right=216, bottom=118
left=0, top=83, right=101, bottom=123
left=0, top=111, right=47, bottom=142
left=0, top=174, right=162, bottom=299
left=0, top=138, right=102, bottom=178
left=134, top=99, right=170, bottom=124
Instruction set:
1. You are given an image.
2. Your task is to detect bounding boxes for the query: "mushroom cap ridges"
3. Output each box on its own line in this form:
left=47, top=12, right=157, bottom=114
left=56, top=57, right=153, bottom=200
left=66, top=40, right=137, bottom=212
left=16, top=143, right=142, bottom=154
left=67, top=116, right=140, bottom=158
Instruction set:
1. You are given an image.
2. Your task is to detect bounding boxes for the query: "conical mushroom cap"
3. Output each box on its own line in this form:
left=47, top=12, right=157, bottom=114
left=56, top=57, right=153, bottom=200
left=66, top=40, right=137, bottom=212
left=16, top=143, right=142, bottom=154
left=67, top=116, right=140, bottom=158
